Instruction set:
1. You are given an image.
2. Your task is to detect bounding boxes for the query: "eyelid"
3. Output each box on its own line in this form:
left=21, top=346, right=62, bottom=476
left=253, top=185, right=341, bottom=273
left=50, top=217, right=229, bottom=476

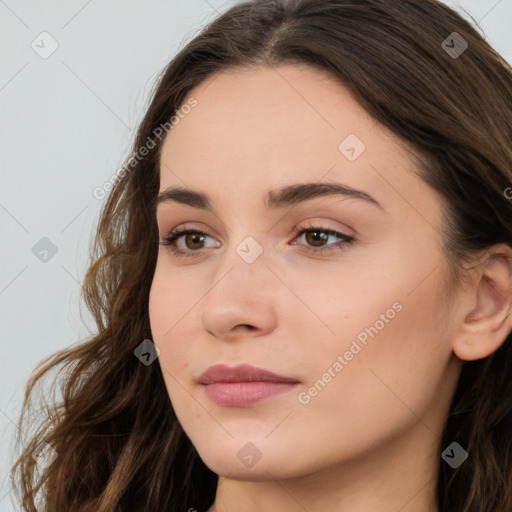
left=292, top=219, right=354, bottom=238
left=159, top=221, right=355, bottom=259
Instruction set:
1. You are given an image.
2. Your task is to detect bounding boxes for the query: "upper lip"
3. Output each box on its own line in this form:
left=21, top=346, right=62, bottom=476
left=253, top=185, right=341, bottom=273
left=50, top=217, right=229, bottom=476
left=198, top=364, right=300, bottom=384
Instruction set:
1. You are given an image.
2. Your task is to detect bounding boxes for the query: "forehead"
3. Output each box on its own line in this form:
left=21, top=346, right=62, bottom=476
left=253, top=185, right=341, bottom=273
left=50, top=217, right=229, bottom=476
left=161, top=64, right=382, bottom=174
left=158, top=64, right=433, bottom=220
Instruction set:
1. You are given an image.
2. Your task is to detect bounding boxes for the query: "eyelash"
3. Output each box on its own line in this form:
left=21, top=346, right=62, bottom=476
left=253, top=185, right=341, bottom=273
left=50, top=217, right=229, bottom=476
left=159, top=225, right=355, bottom=259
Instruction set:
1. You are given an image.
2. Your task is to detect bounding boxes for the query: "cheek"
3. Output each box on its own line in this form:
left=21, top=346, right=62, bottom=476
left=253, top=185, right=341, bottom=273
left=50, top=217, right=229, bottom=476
left=148, top=277, right=197, bottom=425
left=148, top=266, right=195, bottom=372
left=148, top=258, right=198, bottom=336
left=294, top=237, right=452, bottom=399
left=299, top=254, right=453, bottom=438
left=148, top=266, right=171, bottom=345
left=148, top=260, right=217, bottom=405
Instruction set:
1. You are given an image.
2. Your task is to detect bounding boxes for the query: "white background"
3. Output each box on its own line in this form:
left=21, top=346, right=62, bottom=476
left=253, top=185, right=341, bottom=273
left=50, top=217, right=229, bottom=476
left=1, top=1, right=511, bottom=510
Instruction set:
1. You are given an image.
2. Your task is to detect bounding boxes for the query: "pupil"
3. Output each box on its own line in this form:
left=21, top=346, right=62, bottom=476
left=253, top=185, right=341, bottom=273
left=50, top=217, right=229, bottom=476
left=187, top=233, right=204, bottom=248
left=308, top=230, right=327, bottom=246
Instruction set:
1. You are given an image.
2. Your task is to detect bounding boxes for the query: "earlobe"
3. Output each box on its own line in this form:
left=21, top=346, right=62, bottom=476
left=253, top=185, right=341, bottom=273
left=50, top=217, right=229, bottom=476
left=452, top=247, right=512, bottom=362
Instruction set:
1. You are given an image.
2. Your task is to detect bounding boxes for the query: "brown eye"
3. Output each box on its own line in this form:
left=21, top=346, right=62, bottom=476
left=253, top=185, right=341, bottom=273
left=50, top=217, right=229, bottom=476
left=183, top=232, right=206, bottom=250
left=159, top=225, right=355, bottom=259
left=304, top=230, right=329, bottom=247
left=292, top=225, right=355, bottom=255
left=159, top=228, right=220, bottom=258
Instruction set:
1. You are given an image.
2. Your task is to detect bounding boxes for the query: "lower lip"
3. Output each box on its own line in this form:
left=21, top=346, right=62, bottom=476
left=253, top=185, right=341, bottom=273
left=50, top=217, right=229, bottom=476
left=202, top=381, right=299, bottom=407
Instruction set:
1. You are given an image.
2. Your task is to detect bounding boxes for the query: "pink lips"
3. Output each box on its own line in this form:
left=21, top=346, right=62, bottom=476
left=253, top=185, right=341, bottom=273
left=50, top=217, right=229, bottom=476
left=198, top=364, right=300, bottom=407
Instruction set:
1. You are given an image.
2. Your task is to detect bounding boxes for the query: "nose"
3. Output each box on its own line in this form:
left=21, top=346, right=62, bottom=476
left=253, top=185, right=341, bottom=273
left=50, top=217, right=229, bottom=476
left=200, top=243, right=278, bottom=341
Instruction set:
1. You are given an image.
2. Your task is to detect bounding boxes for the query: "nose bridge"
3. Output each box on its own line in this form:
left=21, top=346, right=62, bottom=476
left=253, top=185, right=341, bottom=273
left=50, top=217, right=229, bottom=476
left=214, top=207, right=270, bottom=281
left=206, top=231, right=269, bottom=305
left=200, top=229, right=278, bottom=337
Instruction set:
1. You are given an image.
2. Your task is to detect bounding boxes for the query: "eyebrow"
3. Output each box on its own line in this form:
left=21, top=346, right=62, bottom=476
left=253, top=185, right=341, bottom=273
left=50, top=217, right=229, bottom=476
left=155, top=182, right=384, bottom=212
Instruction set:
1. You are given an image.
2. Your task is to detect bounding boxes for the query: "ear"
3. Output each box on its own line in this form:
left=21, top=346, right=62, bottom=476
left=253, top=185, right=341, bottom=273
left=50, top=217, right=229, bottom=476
left=452, top=245, right=512, bottom=361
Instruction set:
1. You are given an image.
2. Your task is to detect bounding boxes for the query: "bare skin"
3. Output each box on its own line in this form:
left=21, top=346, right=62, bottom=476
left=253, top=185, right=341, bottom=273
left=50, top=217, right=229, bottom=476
left=148, top=64, right=512, bottom=512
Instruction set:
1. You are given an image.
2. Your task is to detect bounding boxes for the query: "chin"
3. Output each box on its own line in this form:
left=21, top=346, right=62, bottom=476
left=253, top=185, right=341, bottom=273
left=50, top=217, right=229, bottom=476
left=193, top=437, right=310, bottom=482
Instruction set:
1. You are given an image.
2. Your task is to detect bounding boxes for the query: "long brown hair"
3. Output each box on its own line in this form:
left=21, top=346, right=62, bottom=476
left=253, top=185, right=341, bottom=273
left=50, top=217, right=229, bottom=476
left=10, top=1, right=512, bottom=510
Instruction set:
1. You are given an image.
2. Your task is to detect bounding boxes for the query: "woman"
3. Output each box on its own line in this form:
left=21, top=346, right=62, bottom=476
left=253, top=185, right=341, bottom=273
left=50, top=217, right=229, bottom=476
left=10, top=0, right=512, bottom=510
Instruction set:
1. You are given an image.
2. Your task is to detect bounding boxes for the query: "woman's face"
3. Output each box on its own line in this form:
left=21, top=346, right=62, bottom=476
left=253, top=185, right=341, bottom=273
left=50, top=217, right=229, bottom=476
left=149, top=64, right=463, bottom=481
